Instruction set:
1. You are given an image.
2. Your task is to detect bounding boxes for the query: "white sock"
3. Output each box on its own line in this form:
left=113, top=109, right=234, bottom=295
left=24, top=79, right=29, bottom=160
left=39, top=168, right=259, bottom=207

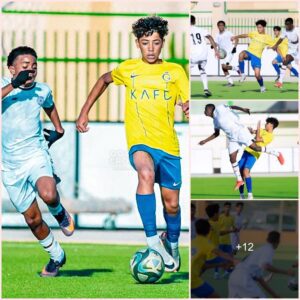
left=262, top=146, right=279, bottom=157
left=200, top=72, right=208, bottom=90
left=146, top=234, right=160, bottom=248
left=39, top=231, right=64, bottom=262
left=232, top=162, right=242, bottom=181
left=279, top=66, right=286, bottom=83
left=226, top=75, right=233, bottom=84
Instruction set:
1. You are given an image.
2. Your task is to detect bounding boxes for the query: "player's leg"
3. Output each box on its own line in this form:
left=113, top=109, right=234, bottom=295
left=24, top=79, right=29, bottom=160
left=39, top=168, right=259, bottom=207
left=35, top=176, right=74, bottom=236
left=132, top=150, right=176, bottom=271
left=198, top=60, right=211, bottom=97
left=241, top=152, right=256, bottom=200
left=248, top=142, right=284, bottom=165
left=228, top=144, right=244, bottom=190
left=272, top=57, right=281, bottom=81
left=238, top=152, right=247, bottom=199
left=222, top=63, right=234, bottom=86
left=160, top=187, right=181, bottom=270
left=288, top=63, right=299, bottom=77
left=242, top=168, right=253, bottom=200
left=158, top=153, right=182, bottom=271
left=253, top=67, right=265, bottom=92
left=238, top=50, right=248, bottom=82
left=22, top=200, right=65, bottom=277
left=276, top=54, right=294, bottom=88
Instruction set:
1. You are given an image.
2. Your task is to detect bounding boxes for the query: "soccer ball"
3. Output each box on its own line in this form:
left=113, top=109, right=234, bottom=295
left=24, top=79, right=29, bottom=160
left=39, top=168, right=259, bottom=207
left=288, top=277, right=298, bottom=291
left=218, top=48, right=227, bottom=59
left=130, top=248, right=165, bottom=283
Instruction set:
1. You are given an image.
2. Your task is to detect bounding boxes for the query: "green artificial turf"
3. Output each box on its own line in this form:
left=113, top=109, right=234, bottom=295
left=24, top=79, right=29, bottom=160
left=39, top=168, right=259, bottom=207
left=191, top=176, right=298, bottom=199
left=191, top=80, right=298, bottom=99
left=2, top=242, right=189, bottom=298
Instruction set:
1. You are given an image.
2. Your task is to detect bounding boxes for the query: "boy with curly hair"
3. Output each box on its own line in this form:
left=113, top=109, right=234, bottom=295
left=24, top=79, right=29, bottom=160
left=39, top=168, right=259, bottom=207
left=77, top=16, right=189, bottom=272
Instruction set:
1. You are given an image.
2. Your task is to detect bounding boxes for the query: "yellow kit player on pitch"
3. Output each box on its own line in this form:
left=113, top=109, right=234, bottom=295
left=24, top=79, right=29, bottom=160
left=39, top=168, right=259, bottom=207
left=76, top=16, right=189, bottom=272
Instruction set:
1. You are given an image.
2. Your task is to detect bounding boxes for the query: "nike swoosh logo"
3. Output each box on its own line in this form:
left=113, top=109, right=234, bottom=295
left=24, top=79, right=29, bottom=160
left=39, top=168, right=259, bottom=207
left=173, top=182, right=181, bottom=186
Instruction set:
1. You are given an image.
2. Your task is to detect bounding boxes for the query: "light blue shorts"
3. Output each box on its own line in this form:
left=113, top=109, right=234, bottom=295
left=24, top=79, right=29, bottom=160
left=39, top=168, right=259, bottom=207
left=2, top=150, right=56, bottom=213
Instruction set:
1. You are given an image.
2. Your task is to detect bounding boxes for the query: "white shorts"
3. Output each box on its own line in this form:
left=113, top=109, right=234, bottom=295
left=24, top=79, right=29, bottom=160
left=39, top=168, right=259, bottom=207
left=2, top=150, right=56, bottom=213
left=220, top=52, right=234, bottom=65
left=229, top=268, right=266, bottom=298
left=191, top=50, right=208, bottom=65
left=287, top=48, right=298, bottom=59
left=228, top=127, right=254, bottom=155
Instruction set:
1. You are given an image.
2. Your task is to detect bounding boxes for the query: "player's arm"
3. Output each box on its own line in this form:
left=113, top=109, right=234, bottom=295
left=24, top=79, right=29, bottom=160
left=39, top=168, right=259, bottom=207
left=180, top=101, right=189, bottom=119
left=255, top=121, right=264, bottom=142
left=76, top=72, right=113, bottom=132
left=199, top=128, right=220, bottom=145
left=2, top=70, right=35, bottom=100
left=206, top=35, right=220, bottom=58
left=271, top=38, right=284, bottom=51
left=230, top=105, right=250, bottom=115
left=256, top=277, right=280, bottom=298
left=43, top=105, right=65, bottom=148
left=265, top=263, right=296, bottom=276
left=231, top=33, right=249, bottom=41
left=220, top=228, right=239, bottom=235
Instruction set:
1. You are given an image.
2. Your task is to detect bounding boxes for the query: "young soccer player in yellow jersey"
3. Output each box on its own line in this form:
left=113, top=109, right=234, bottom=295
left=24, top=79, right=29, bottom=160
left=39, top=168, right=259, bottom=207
left=191, top=219, right=239, bottom=298
left=239, top=117, right=279, bottom=200
left=231, top=20, right=275, bottom=92
left=271, top=26, right=298, bottom=88
left=76, top=16, right=189, bottom=272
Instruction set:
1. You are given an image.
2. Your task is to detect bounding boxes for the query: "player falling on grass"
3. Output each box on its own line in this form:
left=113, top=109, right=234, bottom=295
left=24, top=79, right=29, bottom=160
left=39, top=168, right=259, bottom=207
left=204, top=203, right=238, bottom=280
left=272, top=18, right=299, bottom=88
left=191, top=218, right=239, bottom=298
left=271, top=26, right=298, bottom=84
left=231, top=20, right=275, bottom=93
left=239, top=117, right=279, bottom=200
left=230, top=202, right=246, bottom=255
left=190, top=15, right=219, bottom=97
left=1, top=46, right=74, bottom=277
left=228, top=231, right=295, bottom=298
left=215, top=20, right=240, bottom=87
left=76, top=16, right=189, bottom=272
left=199, top=104, right=284, bottom=191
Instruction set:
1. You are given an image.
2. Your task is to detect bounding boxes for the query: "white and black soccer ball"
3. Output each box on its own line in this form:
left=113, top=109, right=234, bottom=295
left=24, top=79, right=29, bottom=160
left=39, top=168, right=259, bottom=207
left=288, top=277, right=298, bottom=291
left=130, top=248, right=165, bottom=283
left=218, top=48, right=227, bottom=59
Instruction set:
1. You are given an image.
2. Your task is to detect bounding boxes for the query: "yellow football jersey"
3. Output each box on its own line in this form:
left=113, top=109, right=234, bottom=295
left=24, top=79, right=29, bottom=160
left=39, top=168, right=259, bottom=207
left=111, top=59, right=189, bottom=156
left=248, top=31, right=274, bottom=58
left=219, top=213, right=235, bottom=245
left=191, top=235, right=216, bottom=288
left=207, top=219, right=220, bottom=259
left=245, top=129, right=274, bottom=159
left=274, top=36, right=288, bottom=58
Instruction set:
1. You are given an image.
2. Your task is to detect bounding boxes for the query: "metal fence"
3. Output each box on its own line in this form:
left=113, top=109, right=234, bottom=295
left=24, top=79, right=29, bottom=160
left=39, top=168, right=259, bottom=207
left=2, top=11, right=188, bottom=122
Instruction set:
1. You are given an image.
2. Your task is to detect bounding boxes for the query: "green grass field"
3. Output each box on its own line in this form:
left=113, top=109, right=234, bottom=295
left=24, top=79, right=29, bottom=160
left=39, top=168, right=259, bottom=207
left=2, top=242, right=188, bottom=298
left=201, top=244, right=298, bottom=298
left=191, top=176, right=298, bottom=199
left=191, top=80, right=298, bottom=99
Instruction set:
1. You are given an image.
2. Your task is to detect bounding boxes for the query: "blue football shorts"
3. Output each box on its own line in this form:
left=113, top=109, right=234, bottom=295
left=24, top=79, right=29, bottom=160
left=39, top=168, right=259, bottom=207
left=129, top=144, right=182, bottom=190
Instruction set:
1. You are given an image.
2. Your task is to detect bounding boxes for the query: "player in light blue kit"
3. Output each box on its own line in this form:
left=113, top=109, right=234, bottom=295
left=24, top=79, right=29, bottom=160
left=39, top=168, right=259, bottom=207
left=2, top=46, right=75, bottom=277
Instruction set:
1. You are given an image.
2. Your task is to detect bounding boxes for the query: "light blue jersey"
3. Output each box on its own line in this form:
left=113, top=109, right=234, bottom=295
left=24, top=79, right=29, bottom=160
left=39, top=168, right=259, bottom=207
left=2, top=77, right=54, bottom=170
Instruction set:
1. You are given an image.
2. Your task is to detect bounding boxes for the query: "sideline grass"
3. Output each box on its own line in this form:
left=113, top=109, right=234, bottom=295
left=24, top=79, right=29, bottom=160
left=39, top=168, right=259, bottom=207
left=2, top=242, right=189, bottom=298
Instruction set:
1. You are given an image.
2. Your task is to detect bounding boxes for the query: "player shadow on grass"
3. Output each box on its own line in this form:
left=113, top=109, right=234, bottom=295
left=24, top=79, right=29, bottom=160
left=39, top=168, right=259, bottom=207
left=37, top=268, right=113, bottom=277
left=156, top=272, right=189, bottom=284
left=191, top=94, right=211, bottom=99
